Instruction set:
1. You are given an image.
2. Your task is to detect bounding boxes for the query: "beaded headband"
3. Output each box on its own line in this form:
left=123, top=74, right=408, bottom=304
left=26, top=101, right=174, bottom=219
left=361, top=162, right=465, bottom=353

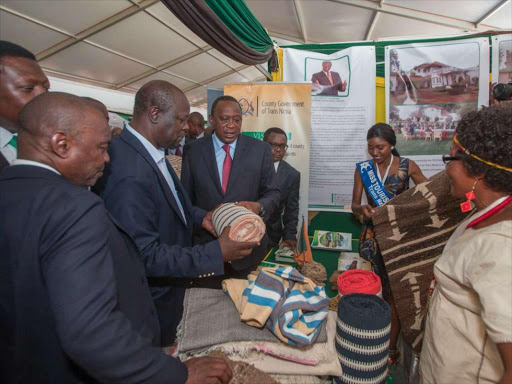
left=453, top=135, right=512, bottom=173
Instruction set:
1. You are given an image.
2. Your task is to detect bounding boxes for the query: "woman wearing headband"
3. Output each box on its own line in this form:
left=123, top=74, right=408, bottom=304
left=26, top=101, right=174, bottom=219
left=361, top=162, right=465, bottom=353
left=420, top=104, right=512, bottom=384
left=351, top=123, right=426, bottom=363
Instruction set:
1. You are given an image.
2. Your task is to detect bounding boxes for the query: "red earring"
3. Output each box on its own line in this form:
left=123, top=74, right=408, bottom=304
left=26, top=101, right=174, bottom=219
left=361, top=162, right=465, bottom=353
left=460, top=179, right=479, bottom=212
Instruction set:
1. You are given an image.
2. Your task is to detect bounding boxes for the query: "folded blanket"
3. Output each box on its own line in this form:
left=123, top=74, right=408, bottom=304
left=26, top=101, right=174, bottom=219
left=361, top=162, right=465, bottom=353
left=176, top=288, right=328, bottom=354
left=212, top=203, right=265, bottom=242
left=337, top=269, right=382, bottom=298
left=177, top=311, right=342, bottom=377
left=334, top=293, right=391, bottom=384
left=223, top=267, right=329, bottom=346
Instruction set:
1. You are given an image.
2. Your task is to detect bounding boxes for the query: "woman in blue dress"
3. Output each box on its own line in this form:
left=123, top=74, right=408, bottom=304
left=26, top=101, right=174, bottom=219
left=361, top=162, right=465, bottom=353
left=351, top=123, right=426, bottom=363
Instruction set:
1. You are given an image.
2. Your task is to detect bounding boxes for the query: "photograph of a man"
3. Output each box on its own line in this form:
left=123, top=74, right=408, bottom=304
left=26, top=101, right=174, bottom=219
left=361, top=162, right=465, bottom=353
left=311, top=61, right=347, bottom=96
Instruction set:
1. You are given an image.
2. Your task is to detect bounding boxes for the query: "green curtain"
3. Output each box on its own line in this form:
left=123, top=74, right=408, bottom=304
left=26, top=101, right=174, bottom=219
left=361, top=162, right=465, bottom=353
left=204, top=0, right=273, bottom=54
left=282, top=34, right=496, bottom=78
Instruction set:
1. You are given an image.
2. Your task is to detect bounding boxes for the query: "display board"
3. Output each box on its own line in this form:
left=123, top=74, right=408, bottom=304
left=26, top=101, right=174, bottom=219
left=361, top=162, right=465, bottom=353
left=385, top=38, right=490, bottom=178
left=283, top=47, right=376, bottom=211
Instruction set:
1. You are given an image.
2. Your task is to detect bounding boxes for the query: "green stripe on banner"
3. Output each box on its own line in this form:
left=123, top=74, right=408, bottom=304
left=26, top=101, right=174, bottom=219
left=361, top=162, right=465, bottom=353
left=242, top=132, right=292, bottom=140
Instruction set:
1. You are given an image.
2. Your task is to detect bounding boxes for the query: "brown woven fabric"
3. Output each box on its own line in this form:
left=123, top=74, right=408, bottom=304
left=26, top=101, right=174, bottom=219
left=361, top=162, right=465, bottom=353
left=372, top=171, right=470, bottom=353
left=166, top=155, right=182, bottom=179
left=208, top=351, right=279, bottom=384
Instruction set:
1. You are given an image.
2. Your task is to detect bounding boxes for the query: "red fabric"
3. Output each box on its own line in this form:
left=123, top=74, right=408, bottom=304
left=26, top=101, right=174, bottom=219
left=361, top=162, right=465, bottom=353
left=337, top=269, right=382, bottom=296
left=222, top=144, right=232, bottom=194
left=175, top=146, right=182, bottom=157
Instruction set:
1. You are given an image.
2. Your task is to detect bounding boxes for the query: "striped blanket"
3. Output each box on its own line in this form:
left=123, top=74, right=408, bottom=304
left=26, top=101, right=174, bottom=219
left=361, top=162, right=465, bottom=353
left=223, top=267, right=329, bottom=346
left=372, top=171, right=470, bottom=352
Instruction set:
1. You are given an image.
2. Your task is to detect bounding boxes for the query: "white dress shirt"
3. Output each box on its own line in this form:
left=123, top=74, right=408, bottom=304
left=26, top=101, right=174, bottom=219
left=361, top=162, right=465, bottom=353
left=125, top=123, right=186, bottom=223
left=0, top=126, right=17, bottom=164
left=11, top=159, right=60, bottom=175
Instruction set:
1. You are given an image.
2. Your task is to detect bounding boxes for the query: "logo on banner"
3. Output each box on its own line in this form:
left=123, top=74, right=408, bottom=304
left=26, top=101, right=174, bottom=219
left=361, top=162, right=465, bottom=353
left=238, top=97, right=255, bottom=116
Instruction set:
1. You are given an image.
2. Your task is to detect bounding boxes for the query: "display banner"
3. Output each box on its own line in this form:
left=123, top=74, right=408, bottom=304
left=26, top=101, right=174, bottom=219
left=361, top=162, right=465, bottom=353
left=492, top=34, right=512, bottom=84
left=224, top=83, right=312, bottom=232
left=283, top=47, right=376, bottom=211
left=385, top=38, right=489, bottom=178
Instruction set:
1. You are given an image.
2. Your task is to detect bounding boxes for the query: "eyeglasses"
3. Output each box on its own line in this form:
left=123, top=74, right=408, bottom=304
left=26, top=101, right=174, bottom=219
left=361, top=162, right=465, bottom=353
left=269, top=143, right=289, bottom=151
left=442, top=154, right=462, bottom=164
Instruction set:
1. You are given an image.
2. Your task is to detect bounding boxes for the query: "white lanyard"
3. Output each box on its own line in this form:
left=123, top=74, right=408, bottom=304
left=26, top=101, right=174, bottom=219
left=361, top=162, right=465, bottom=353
left=376, top=154, right=393, bottom=183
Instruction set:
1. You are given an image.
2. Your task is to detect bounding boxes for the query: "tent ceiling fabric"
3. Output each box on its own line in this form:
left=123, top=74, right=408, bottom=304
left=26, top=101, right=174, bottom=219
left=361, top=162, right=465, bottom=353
left=1, top=0, right=510, bottom=111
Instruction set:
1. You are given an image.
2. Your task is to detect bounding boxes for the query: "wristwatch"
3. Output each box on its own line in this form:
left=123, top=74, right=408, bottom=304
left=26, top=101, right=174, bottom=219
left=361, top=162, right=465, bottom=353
left=258, top=202, right=265, bottom=218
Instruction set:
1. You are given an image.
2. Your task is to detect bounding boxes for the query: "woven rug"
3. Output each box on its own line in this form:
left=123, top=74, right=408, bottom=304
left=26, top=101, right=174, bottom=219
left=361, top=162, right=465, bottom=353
left=372, top=171, right=470, bottom=352
left=212, top=203, right=266, bottom=242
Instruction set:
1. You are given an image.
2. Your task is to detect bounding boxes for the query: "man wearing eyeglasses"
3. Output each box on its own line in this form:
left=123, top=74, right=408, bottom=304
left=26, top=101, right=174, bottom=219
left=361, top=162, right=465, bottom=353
left=263, top=127, right=300, bottom=250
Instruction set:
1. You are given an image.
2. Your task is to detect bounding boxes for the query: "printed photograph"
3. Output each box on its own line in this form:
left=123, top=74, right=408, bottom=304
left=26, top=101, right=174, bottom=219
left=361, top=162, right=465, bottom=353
left=498, top=40, right=512, bottom=84
left=306, top=56, right=350, bottom=97
left=389, top=103, right=477, bottom=155
left=389, top=42, right=480, bottom=105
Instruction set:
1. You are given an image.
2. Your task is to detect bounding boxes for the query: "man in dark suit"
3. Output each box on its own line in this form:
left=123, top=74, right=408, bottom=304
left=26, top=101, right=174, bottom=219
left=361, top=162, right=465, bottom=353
left=263, top=127, right=301, bottom=250
left=0, top=92, right=232, bottom=384
left=181, top=96, right=280, bottom=286
left=311, top=60, right=347, bottom=96
left=0, top=41, right=50, bottom=171
left=94, top=81, right=256, bottom=345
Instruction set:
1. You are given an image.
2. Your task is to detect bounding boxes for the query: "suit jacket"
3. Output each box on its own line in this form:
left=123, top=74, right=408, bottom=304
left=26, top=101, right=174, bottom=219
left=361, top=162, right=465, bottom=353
left=311, top=70, right=345, bottom=95
left=181, top=133, right=280, bottom=270
left=267, top=160, right=301, bottom=246
left=0, top=152, right=8, bottom=172
left=0, top=165, right=186, bottom=384
left=93, top=128, right=223, bottom=344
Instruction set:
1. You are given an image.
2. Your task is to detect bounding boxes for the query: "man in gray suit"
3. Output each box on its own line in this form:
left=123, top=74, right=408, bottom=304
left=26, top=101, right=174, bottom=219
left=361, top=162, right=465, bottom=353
left=263, top=127, right=300, bottom=250
left=181, top=96, right=280, bottom=287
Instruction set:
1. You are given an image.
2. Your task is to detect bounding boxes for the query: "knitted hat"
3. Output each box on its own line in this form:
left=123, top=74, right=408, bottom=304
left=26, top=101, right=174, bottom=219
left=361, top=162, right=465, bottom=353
left=334, top=293, right=391, bottom=384
left=337, top=269, right=382, bottom=297
left=212, top=203, right=265, bottom=242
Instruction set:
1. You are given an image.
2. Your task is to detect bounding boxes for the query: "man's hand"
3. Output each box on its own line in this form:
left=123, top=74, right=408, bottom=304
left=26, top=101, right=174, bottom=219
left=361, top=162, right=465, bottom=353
left=341, top=80, right=347, bottom=92
left=184, top=356, right=232, bottom=384
left=218, top=227, right=259, bottom=262
left=202, top=209, right=217, bottom=237
left=362, top=204, right=375, bottom=220
left=236, top=201, right=262, bottom=215
left=279, top=240, right=297, bottom=250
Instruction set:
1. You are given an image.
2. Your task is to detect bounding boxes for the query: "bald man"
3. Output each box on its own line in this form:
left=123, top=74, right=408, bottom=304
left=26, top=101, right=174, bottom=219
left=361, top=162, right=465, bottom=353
left=186, top=111, right=205, bottom=142
left=0, top=92, right=234, bottom=384
left=94, top=80, right=257, bottom=345
left=0, top=40, right=49, bottom=171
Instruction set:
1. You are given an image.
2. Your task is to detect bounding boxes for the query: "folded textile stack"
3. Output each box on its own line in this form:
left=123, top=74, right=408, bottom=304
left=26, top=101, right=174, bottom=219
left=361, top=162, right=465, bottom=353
left=334, top=293, right=391, bottom=384
left=212, top=203, right=266, bottom=242
left=337, top=269, right=382, bottom=298
left=223, top=266, right=329, bottom=346
left=175, top=289, right=338, bottom=383
left=207, top=351, right=279, bottom=384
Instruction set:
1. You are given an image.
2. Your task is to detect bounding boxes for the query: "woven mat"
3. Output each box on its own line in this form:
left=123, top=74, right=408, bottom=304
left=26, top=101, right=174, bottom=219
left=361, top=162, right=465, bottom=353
left=176, top=288, right=327, bottom=353
left=372, top=171, right=470, bottom=352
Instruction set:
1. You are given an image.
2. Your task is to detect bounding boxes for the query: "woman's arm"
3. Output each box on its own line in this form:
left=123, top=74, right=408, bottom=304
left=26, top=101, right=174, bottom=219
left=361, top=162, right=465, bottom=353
left=351, top=169, right=375, bottom=219
left=409, top=160, right=427, bottom=185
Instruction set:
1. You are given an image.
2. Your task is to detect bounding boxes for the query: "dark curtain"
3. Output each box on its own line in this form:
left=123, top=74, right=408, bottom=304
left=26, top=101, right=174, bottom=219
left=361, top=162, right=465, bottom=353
left=161, top=0, right=275, bottom=67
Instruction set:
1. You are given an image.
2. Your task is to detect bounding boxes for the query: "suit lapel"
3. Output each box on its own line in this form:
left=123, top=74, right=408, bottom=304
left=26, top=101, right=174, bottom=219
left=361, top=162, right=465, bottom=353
left=201, top=135, right=223, bottom=195
left=226, top=134, right=249, bottom=193
left=0, top=152, right=9, bottom=172
left=165, top=159, right=190, bottom=229
left=120, top=129, right=187, bottom=227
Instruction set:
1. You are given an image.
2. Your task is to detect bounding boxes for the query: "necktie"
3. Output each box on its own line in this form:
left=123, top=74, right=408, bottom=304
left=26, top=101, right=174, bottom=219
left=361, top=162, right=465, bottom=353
left=8, top=135, right=17, bottom=149
left=222, top=144, right=232, bottom=194
left=175, top=146, right=182, bottom=157
left=327, top=71, right=334, bottom=86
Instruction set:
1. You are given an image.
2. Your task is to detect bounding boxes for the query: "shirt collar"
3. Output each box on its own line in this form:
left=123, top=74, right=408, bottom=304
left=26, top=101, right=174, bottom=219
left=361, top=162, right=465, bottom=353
left=125, top=123, right=165, bottom=164
left=212, top=132, right=238, bottom=153
left=11, top=159, right=61, bottom=175
left=0, top=126, right=14, bottom=149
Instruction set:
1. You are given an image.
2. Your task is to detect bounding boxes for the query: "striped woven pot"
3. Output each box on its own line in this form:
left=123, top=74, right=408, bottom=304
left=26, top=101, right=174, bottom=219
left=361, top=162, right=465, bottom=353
left=334, top=293, right=391, bottom=384
left=212, top=203, right=266, bottom=242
